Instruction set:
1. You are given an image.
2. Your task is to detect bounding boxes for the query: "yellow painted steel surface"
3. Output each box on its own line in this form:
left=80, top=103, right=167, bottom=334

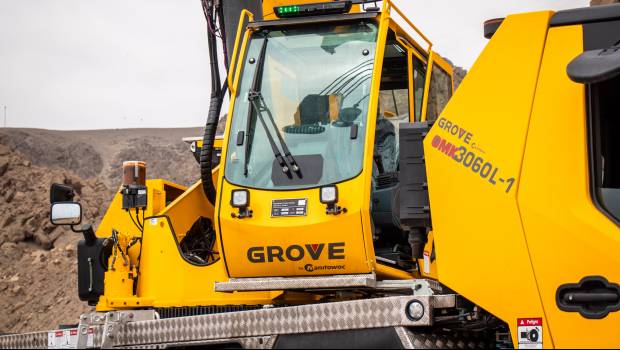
left=423, top=12, right=554, bottom=348
left=215, top=1, right=448, bottom=279
left=519, top=25, right=620, bottom=348
left=95, top=177, right=279, bottom=310
left=218, top=178, right=375, bottom=277
left=215, top=9, right=388, bottom=276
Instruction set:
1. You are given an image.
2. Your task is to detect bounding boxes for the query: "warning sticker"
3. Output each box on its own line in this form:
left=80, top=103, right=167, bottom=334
left=48, top=327, right=94, bottom=349
left=423, top=251, right=431, bottom=274
left=517, top=318, right=543, bottom=349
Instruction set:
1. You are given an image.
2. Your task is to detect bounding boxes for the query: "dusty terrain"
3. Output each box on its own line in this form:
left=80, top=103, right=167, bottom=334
left=0, top=127, right=203, bottom=333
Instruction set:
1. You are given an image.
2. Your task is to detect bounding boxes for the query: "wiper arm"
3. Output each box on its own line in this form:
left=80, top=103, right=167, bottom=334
left=243, top=36, right=301, bottom=178
left=244, top=36, right=268, bottom=177
left=249, top=92, right=301, bottom=175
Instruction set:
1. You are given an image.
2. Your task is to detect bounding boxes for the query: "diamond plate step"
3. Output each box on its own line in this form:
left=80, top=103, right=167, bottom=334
left=215, top=273, right=377, bottom=292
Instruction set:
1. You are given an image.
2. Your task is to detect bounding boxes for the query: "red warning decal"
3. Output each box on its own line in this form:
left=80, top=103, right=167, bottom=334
left=518, top=318, right=542, bottom=327
left=517, top=318, right=543, bottom=349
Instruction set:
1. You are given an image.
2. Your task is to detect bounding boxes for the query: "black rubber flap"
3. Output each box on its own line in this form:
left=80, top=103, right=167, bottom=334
left=271, top=154, right=324, bottom=187
left=568, top=45, right=620, bottom=84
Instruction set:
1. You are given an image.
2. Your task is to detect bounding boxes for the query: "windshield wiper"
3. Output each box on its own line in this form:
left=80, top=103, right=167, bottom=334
left=243, top=36, right=301, bottom=178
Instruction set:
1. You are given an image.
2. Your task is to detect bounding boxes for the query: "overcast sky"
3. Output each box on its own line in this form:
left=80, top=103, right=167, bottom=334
left=0, top=0, right=588, bottom=130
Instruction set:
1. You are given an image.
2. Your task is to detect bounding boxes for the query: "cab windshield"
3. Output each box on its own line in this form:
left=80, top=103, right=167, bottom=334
left=225, top=21, right=378, bottom=190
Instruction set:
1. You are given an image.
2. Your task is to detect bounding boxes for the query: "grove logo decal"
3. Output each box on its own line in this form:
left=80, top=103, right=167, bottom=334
left=247, top=243, right=345, bottom=263
left=431, top=116, right=516, bottom=194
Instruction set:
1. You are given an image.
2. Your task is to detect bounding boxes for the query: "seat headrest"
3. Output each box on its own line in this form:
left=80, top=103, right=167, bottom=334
left=298, top=94, right=331, bottom=125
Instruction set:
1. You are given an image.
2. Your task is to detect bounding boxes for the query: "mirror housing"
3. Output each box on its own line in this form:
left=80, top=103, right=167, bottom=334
left=50, top=183, right=75, bottom=204
left=50, top=202, right=82, bottom=226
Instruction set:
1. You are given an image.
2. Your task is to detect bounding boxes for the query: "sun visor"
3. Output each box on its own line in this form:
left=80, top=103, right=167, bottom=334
left=567, top=45, right=620, bottom=84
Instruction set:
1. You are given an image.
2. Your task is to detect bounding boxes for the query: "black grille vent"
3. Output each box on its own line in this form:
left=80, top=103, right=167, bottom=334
left=398, top=122, right=431, bottom=229
left=156, top=305, right=262, bottom=319
left=375, top=172, right=399, bottom=190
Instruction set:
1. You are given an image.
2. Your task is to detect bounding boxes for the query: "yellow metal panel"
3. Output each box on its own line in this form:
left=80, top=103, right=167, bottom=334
left=519, top=25, right=620, bottom=348
left=228, top=10, right=255, bottom=96
left=137, top=215, right=280, bottom=307
left=215, top=12, right=392, bottom=279
left=95, top=177, right=280, bottom=309
left=159, top=180, right=213, bottom=241
left=423, top=11, right=554, bottom=348
left=408, top=51, right=415, bottom=122
left=219, top=178, right=373, bottom=278
left=359, top=6, right=391, bottom=273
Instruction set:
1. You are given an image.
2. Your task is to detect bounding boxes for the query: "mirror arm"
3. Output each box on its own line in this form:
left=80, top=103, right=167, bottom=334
left=72, top=224, right=97, bottom=246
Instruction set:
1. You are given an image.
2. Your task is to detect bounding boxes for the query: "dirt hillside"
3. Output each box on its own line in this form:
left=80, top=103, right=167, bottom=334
left=0, top=127, right=203, bottom=333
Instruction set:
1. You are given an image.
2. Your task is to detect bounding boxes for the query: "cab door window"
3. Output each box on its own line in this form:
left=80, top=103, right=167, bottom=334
left=413, top=58, right=426, bottom=121
left=374, top=34, right=410, bottom=176
left=590, top=76, right=620, bottom=223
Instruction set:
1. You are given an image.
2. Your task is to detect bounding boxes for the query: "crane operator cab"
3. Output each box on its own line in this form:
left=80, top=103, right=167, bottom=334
left=216, top=1, right=454, bottom=281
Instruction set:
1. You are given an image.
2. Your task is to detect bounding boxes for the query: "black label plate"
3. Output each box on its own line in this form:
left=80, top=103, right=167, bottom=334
left=271, top=198, right=308, bottom=217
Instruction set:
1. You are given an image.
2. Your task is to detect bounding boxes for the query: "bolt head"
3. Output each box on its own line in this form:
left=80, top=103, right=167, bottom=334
left=406, top=300, right=425, bottom=321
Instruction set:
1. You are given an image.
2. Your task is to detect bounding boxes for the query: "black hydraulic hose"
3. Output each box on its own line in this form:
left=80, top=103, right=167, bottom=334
left=200, top=0, right=223, bottom=205
left=200, top=94, right=223, bottom=204
left=216, top=5, right=229, bottom=71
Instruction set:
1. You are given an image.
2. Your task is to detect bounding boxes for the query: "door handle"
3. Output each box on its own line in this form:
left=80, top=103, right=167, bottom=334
left=564, top=292, right=618, bottom=304
left=557, top=276, right=620, bottom=319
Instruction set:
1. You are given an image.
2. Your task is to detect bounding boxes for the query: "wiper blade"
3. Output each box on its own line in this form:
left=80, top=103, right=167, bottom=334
left=243, top=36, right=301, bottom=178
left=249, top=92, right=301, bottom=175
left=248, top=92, right=293, bottom=176
left=243, top=36, right=268, bottom=177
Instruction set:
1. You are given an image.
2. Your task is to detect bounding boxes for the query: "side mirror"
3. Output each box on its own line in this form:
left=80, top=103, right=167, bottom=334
left=50, top=202, right=82, bottom=226
left=50, top=183, right=75, bottom=204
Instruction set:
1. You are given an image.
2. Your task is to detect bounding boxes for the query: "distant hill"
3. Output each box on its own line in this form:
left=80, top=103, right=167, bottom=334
left=0, top=127, right=203, bottom=189
left=0, top=127, right=205, bottom=334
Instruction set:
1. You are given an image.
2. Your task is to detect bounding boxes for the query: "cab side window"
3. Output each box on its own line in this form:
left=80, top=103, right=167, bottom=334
left=590, top=76, right=620, bottom=223
left=374, top=35, right=409, bottom=176
left=413, top=59, right=426, bottom=121
left=426, top=65, right=452, bottom=122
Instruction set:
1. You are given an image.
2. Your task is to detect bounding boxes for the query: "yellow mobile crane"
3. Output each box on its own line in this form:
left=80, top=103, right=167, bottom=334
left=1, top=1, right=619, bottom=349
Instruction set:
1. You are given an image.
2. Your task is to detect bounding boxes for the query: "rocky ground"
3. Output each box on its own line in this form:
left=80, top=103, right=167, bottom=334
left=591, top=0, right=619, bottom=5
left=0, top=127, right=203, bottom=333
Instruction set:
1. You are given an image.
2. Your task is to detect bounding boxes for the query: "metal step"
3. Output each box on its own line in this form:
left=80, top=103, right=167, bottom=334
left=215, top=273, right=377, bottom=292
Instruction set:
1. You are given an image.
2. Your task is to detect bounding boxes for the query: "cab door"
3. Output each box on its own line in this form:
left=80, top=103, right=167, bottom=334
left=518, top=23, right=620, bottom=348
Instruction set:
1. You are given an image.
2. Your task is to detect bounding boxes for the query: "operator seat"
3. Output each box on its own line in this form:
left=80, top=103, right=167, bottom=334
left=284, top=94, right=342, bottom=134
